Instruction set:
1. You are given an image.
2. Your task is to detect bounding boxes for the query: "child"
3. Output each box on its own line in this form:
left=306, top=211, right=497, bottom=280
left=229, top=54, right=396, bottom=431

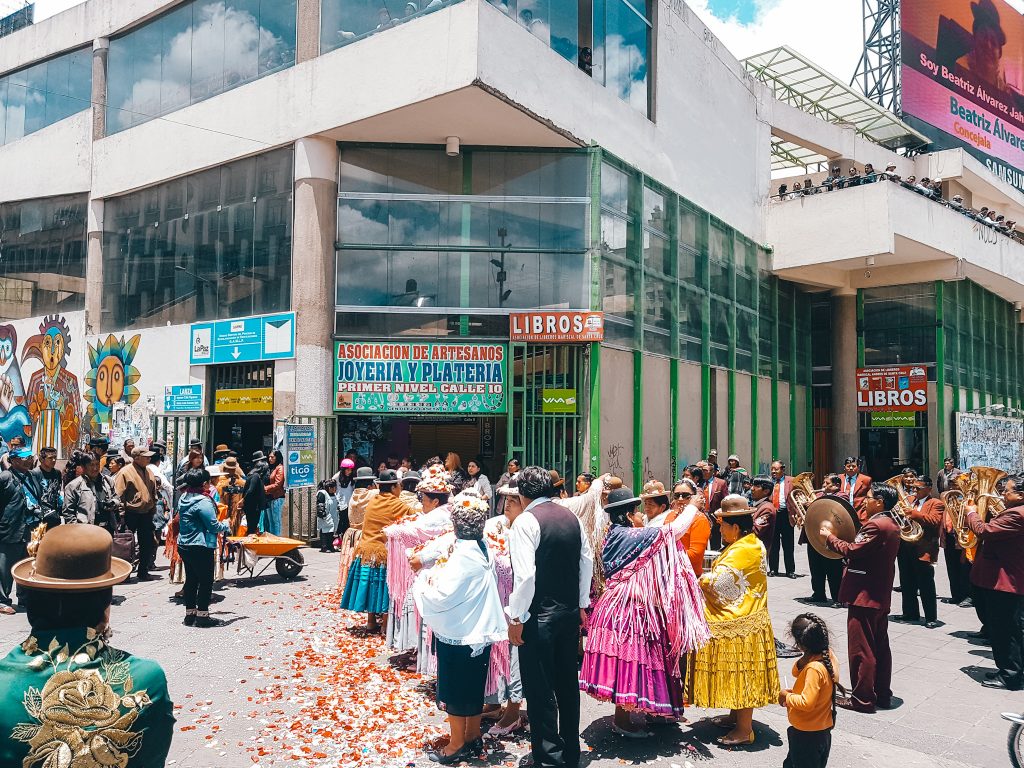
left=778, top=613, right=842, bottom=768
left=316, top=479, right=340, bottom=552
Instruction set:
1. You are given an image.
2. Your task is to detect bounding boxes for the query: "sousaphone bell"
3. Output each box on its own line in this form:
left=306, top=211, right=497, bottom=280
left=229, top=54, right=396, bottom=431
left=804, top=496, right=858, bottom=560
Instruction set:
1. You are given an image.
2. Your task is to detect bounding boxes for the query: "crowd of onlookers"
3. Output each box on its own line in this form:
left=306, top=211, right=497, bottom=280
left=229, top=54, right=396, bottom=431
left=774, top=162, right=1024, bottom=244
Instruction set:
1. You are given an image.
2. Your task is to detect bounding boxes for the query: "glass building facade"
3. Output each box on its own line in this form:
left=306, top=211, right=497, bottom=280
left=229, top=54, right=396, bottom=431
left=0, top=194, right=88, bottom=321
left=106, top=0, right=297, bottom=134
left=0, top=47, right=91, bottom=146
left=101, top=147, right=293, bottom=332
left=336, top=146, right=591, bottom=336
left=321, top=0, right=651, bottom=115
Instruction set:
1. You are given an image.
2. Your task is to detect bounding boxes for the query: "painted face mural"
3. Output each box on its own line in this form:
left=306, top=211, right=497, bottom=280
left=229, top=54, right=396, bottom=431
left=0, top=324, right=30, bottom=443
left=84, top=334, right=141, bottom=434
left=22, top=315, right=81, bottom=454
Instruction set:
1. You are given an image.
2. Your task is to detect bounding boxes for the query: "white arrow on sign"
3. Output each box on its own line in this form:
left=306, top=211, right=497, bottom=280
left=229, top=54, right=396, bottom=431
left=231, top=347, right=241, bottom=359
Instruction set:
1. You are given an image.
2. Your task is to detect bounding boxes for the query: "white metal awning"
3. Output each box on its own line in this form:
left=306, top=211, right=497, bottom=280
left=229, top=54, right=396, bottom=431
left=744, top=46, right=929, bottom=171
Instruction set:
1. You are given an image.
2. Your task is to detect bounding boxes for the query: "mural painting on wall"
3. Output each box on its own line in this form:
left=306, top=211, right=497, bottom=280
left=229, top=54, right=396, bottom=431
left=0, top=324, right=31, bottom=443
left=23, top=315, right=82, bottom=455
left=84, top=334, right=142, bottom=436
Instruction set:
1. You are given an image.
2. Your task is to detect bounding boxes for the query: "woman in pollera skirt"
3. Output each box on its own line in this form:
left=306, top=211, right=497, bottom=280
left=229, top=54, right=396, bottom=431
left=340, top=470, right=413, bottom=633
left=337, top=466, right=378, bottom=592
left=579, top=487, right=710, bottom=737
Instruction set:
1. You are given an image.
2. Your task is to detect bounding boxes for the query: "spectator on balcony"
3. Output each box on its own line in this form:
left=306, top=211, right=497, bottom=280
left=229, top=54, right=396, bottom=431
left=823, top=166, right=843, bottom=191
left=950, top=194, right=965, bottom=212
left=801, top=180, right=817, bottom=196
left=881, top=163, right=900, bottom=182
left=847, top=166, right=861, bottom=187
left=863, top=163, right=878, bottom=183
left=777, top=183, right=789, bottom=198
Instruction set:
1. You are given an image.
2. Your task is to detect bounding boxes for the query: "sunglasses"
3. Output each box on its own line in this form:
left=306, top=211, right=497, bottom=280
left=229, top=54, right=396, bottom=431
left=673, top=492, right=693, bottom=499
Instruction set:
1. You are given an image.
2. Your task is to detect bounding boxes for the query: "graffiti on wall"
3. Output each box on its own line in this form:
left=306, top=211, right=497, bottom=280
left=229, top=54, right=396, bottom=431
left=22, top=315, right=82, bottom=455
left=84, top=334, right=142, bottom=435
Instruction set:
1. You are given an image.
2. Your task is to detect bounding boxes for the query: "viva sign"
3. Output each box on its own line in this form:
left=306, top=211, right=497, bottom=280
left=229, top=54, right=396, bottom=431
left=856, top=365, right=929, bottom=412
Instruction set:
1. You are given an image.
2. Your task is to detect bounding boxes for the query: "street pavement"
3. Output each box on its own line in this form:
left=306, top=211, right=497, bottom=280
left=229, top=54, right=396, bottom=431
left=0, top=541, right=1019, bottom=768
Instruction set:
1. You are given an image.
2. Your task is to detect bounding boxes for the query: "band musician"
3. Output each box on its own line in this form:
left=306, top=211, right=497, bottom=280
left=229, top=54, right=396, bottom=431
left=966, top=472, right=1024, bottom=690
left=841, top=457, right=873, bottom=516
left=892, top=476, right=943, bottom=629
left=821, top=482, right=901, bottom=713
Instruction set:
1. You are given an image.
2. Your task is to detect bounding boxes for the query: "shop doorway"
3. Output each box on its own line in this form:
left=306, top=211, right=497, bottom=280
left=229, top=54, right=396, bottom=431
left=860, top=428, right=927, bottom=479
left=211, top=414, right=274, bottom=461
left=337, top=415, right=507, bottom=475
left=210, top=362, right=275, bottom=462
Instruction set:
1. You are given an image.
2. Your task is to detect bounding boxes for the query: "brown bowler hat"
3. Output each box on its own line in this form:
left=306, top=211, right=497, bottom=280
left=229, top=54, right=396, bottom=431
left=13, top=525, right=131, bottom=592
left=716, top=493, right=753, bottom=518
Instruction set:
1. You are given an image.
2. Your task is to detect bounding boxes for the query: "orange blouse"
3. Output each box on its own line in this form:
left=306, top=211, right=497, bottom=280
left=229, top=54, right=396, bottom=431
left=681, top=514, right=712, bottom=576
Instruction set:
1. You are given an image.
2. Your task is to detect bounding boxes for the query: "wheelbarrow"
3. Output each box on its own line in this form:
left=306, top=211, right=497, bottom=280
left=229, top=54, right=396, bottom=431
left=227, top=533, right=306, bottom=580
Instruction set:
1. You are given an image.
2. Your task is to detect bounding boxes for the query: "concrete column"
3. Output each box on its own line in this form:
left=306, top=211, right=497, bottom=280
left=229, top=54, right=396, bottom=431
left=295, top=0, right=321, bottom=64
left=85, top=198, right=104, bottom=336
left=831, top=290, right=860, bottom=464
left=92, top=38, right=108, bottom=141
left=273, top=137, right=338, bottom=422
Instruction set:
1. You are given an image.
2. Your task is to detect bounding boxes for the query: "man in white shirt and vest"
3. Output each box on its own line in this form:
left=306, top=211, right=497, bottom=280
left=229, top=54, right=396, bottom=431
left=506, top=466, right=594, bottom=768
left=768, top=460, right=798, bottom=578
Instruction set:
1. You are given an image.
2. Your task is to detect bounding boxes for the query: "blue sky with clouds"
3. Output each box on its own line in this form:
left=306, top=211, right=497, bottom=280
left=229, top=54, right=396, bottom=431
left=705, top=0, right=757, bottom=24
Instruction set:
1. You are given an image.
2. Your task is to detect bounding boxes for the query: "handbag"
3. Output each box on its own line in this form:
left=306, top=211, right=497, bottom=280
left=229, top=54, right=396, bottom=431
left=111, top=517, right=138, bottom=565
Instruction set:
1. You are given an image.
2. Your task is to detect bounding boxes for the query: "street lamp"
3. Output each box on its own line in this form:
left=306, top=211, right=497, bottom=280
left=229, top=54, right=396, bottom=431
left=492, top=227, right=513, bottom=306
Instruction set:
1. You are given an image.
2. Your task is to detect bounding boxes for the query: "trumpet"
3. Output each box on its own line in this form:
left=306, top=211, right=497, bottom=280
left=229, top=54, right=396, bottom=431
left=788, top=472, right=826, bottom=527
left=884, top=475, right=925, bottom=543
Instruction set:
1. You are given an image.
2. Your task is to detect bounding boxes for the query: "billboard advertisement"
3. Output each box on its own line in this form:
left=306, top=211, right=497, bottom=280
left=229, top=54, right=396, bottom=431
left=334, top=342, right=507, bottom=414
left=902, top=0, right=1024, bottom=191
left=856, top=365, right=929, bottom=412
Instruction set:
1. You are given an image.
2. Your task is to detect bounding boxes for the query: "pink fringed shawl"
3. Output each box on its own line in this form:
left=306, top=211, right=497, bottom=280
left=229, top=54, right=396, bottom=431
left=483, top=516, right=515, bottom=697
left=587, top=526, right=710, bottom=672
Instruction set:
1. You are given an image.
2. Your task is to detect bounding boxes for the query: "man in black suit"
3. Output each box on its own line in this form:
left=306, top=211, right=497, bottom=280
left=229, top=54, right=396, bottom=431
left=507, top=466, right=594, bottom=767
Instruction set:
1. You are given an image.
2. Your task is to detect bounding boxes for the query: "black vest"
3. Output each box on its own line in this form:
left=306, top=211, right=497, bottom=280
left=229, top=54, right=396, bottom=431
left=529, top=501, right=582, bottom=618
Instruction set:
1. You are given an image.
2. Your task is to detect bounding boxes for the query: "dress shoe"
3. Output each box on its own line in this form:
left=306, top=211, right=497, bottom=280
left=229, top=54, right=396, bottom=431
left=889, top=614, right=919, bottom=623
left=967, top=630, right=989, bottom=640
left=836, top=696, right=875, bottom=714
left=195, top=615, right=225, bottom=628
left=924, top=620, right=940, bottom=629
left=786, top=572, right=799, bottom=579
left=893, top=586, right=902, bottom=593
left=768, top=571, right=779, bottom=577
left=985, top=670, right=1000, bottom=680
left=958, top=598, right=974, bottom=608
left=832, top=601, right=847, bottom=609
left=183, top=613, right=196, bottom=627
left=983, top=677, right=1022, bottom=691
left=427, top=743, right=473, bottom=764
left=805, top=594, right=827, bottom=603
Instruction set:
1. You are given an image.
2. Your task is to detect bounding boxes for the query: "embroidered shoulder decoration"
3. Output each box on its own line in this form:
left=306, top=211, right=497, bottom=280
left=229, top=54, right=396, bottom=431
left=14, top=632, right=152, bottom=768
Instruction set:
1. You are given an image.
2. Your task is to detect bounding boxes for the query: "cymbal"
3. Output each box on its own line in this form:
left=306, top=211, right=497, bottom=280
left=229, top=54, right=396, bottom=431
left=804, top=496, right=857, bottom=560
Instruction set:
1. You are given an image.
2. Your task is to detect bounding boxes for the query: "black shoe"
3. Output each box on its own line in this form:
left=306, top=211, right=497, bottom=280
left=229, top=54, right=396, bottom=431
left=985, top=671, right=1000, bottom=680
left=967, top=630, right=989, bottom=640
left=832, top=601, right=847, bottom=609
left=427, top=743, right=473, bottom=764
left=768, top=571, right=779, bottom=577
left=195, top=615, right=225, bottom=628
left=959, top=598, right=974, bottom=608
left=889, top=614, right=920, bottom=623
left=786, top=573, right=800, bottom=579
left=924, top=620, right=940, bottom=629
left=893, top=586, right=902, bottom=593
left=136, top=573, right=157, bottom=582
left=183, top=613, right=196, bottom=627
left=806, top=594, right=828, bottom=603
left=983, top=678, right=1022, bottom=691
left=836, top=696, right=875, bottom=714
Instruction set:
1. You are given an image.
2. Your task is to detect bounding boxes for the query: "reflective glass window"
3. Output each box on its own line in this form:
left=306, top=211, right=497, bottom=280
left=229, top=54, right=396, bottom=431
left=594, top=0, right=651, bottom=114
left=679, top=285, right=704, bottom=363
left=602, top=259, right=636, bottom=346
left=102, top=148, right=292, bottom=331
left=0, top=195, right=88, bottom=321
left=643, top=276, right=672, bottom=355
left=0, top=47, right=91, bottom=146
left=321, top=0, right=457, bottom=54
left=107, top=0, right=297, bottom=134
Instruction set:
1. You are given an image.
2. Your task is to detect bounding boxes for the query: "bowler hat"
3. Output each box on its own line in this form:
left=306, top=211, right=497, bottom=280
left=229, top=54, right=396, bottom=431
left=221, top=456, right=242, bottom=474
left=604, top=487, right=641, bottom=511
left=549, top=470, right=565, bottom=488
left=377, top=469, right=401, bottom=485
left=88, top=436, right=110, bottom=448
left=13, top=525, right=131, bottom=592
left=354, top=466, right=376, bottom=486
left=717, top=494, right=752, bottom=518
left=131, top=446, right=155, bottom=458
left=251, top=450, right=267, bottom=462
left=213, top=443, right=230, bottom=457
left=639, top=480, right=670, bottom=501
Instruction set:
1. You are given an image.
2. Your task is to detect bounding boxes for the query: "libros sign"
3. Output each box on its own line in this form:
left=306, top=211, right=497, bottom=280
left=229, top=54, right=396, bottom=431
left=856, top=365, right=928, bottom=412
left=334, top=342, right=507, bottom=414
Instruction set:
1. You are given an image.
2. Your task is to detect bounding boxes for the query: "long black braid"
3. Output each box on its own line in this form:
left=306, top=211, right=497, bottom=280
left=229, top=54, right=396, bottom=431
left=790, top=613, right=846, bottom=724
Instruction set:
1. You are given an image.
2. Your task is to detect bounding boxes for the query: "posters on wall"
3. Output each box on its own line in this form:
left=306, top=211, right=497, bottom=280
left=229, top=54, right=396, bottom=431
left=902, top=0, right=1024, bottom=192
left=956, top=412, right=1024, bottom=471
left=334, top=342, right=507, bottom=414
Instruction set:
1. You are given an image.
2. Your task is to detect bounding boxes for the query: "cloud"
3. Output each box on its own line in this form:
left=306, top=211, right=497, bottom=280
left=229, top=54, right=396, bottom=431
left=689, top=0, right=1024, bottom=86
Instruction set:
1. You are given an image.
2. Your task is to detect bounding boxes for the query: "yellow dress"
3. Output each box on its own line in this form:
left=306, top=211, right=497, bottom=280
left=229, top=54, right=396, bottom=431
left=688, top=533, right=780, bottom=709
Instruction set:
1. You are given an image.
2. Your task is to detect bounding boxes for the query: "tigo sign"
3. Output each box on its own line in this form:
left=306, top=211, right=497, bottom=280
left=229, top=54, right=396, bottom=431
left=510, top=311, right=604, bottom=343
left=856, top=365, right=928, bottom=412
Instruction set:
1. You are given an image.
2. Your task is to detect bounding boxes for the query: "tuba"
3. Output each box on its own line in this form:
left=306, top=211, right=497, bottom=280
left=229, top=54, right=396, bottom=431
left=788, top=472, right=819, bottom=527
left=884, top=475, right=925, bottom=543
left=941, top=471, right=980, bottom=552
left=954, top=466, right=1007, bottom=561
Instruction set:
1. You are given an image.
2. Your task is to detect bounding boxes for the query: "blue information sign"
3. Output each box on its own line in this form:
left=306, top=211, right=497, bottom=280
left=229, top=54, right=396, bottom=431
left=284, top=423, right=316, bottom=490
left=163, top=385, right=204, bottom=413
left=189, top=312, right=296, bottom=365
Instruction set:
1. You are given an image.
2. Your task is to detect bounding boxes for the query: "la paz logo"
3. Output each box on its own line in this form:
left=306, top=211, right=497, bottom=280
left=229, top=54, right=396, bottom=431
left=192, top=328, right=212, bottom=359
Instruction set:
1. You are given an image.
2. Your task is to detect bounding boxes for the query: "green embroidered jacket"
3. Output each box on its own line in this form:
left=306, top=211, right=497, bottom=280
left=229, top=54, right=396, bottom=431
left=0, top=627, right=175, bottom=768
